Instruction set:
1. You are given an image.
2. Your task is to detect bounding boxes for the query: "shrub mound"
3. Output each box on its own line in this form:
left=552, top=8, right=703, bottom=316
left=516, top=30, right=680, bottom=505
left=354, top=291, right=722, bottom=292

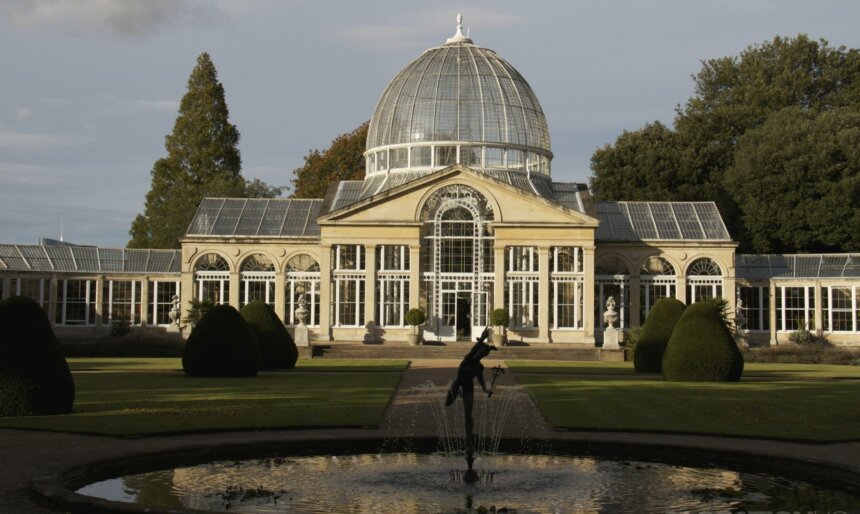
left=182, top=305, right=261, bottom=377
left=662, top=302, right=744, bottom=382
left=634, top=298, right=686, bottom=373
left=240, top=301, right=297, bottom=369
left=0, top=296, right=75, bottom=416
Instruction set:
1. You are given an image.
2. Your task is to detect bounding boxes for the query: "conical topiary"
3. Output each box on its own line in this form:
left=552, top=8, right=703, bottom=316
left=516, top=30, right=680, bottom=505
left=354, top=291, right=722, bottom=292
left=662, top=301, right=744, bottom=382
left=182, top=304, right=261, bottom=377
left=0, top=296, right=75, bottom=416
left=240, top=301, right=297, bottom=369
left=634, top=297, right=686, bottom=373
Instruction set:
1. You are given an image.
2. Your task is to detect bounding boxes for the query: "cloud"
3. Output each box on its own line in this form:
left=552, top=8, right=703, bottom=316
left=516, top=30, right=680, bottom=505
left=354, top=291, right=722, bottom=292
left=102, top=96, right=179, bottom=113
left=0, top=131, right=91, bottom=151
left=1, top=0, right=226, bottom=38
left=15, top=107, right=32, bottom=121
left=339, top=9, right=528, bottom=50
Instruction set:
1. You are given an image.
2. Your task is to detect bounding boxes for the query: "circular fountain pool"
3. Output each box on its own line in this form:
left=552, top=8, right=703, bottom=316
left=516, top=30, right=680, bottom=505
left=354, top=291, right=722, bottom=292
left=77, top=452, right=859, bottom=513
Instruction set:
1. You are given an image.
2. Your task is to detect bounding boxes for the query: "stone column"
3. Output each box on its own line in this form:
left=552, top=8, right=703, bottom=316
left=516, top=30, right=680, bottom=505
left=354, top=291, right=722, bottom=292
left=1, top=276, right=9, bottom=300
left=538, top=246, right=550, bottom=342
left=140, top=279, right=150, bottom=325
left=409, top=245, right=420, bottom=309
left=769, top=281, right=778, bottom=345
left=48, top=277, right=59, bottom=326
left=493, top=245, right=505, bottom=309
left=676, top=276, right=688, bottom=305
left=814, top=281, right=823, bottom=335
left=629, top=275, right=641, bottom=327
left=228, top=271, right=240, bottom=308
left=364, top=244, right=377, bottom=342
left=318, top=245, right=332, bottom=341
left=723, top=276, right=737, bottom=330
left=274, top=270, right=286, bottom=325
left=582, top=245, right=596, bottom=343
left=94, top=276, right=104, bottom=329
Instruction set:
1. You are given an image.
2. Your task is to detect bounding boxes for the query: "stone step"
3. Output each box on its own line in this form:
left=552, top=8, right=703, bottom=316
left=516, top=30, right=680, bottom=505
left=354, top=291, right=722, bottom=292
left=311, top=343, right=618, bottom=361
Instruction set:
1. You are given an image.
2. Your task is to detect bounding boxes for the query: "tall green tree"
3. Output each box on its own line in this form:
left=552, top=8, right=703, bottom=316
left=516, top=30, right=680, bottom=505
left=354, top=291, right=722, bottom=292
left=291, top=122, right=368, bottom=199
left=725, top=106, right=860, bottom=253
left=129, top=53, right=280, bottom=249
left=589, top=34, right=860, bottom=251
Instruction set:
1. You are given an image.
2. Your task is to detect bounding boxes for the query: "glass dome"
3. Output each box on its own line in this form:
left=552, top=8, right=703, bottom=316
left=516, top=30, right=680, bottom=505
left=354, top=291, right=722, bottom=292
left=365, top=16, right=552, bottom=177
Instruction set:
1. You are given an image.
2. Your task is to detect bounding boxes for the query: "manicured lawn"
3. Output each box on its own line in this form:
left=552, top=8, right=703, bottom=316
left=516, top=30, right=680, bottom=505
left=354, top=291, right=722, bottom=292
left=0, top=360, right=407, bottom=437
left=66, top=357, right=410, bottom=373
left=507, top=361, right=860, bottom=442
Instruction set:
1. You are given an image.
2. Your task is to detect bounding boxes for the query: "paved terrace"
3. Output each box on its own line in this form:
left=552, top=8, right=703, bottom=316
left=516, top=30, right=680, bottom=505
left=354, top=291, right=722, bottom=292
left=1, top=359, right=859, bottom=512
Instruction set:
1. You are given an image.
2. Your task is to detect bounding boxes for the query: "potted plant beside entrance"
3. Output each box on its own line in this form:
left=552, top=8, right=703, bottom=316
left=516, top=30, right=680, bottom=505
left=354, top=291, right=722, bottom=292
left=405, top=308, right=426, bottom=346
left=490, top=308, right=510, bottom=346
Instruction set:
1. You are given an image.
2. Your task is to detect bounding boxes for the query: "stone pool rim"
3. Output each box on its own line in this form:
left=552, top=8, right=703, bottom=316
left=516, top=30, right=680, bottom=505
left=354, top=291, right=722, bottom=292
left=29, top=435, right=860, bottom=514
left=30, top=436, right=860, bottom=514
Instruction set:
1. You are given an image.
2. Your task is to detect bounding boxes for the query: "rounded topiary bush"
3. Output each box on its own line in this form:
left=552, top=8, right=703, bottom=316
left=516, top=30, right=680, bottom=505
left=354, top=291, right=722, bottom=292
left=405, top=308, right=426, bottom=326
left=489, top=308, right=510, bottom=327
left=0, top=296, right=75, bottom=416
left=662, top=301, right=744, bottom=382
left=634, top=298, right=686, bottom=373
left=240, top=301, right=297, bottom=370
left=182, top=305, right=260, bottom=377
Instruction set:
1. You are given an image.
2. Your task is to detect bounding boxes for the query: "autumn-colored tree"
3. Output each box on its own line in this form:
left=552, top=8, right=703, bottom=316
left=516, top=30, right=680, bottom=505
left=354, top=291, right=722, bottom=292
left=291, top=122, right=368, bottom=199
left=129, top=53, right=280, bottom=249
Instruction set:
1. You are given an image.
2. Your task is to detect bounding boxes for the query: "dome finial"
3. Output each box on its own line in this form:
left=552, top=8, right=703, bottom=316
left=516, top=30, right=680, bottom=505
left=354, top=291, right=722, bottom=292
left=446, top=13, right=473, bottom=45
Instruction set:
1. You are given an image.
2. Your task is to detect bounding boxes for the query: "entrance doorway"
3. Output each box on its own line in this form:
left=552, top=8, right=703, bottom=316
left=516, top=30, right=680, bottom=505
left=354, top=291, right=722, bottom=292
left=456, top=293, right=472, bottom=340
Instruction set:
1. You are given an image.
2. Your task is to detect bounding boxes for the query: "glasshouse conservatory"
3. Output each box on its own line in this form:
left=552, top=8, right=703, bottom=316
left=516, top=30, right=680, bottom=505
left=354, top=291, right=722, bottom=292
left=1, top=19, right=858, bottom=347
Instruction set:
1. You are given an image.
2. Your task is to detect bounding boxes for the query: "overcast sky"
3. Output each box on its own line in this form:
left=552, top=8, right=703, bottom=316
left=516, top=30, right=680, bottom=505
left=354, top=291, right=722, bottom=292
left=1, top=0, right=858, bottom=247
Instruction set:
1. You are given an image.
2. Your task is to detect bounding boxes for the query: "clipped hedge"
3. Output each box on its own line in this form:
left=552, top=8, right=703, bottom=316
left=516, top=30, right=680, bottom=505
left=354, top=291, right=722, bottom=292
left=240, top=301, right=297, bottom=370
left=182, top=305, right=261, bottom=377
left=634, top=298, right=686, bottom=373
left=0, top=296, right=75, bottom=416
left=662, top=301, right=744, bottom=382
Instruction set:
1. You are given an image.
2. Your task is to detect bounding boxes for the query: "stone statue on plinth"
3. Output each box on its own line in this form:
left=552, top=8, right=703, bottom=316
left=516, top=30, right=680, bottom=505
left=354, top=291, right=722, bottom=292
left=294, top=294, right=310, bottom=347
left=602, top=296, right=620, bottom=350
left=168, top=295, right=181, bottom=327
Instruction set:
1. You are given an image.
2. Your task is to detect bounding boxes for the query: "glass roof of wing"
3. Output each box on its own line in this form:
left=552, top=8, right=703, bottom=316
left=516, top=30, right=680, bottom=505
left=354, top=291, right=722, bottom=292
left=186, top=198, right=323, bottom=238
left=595, top=202, right=730, bottom=241
left=736, top=254, right=860, bottom=279
left=0, top=245, right=180, bottom=273
left=367, top=41, right=550, bottom=154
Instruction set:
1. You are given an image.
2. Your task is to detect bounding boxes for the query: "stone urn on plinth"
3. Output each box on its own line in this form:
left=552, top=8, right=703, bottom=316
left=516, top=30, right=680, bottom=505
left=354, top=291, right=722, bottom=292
left=602, top=296, right=620, bottom=350
left=294, top=295, right=310, bottom=347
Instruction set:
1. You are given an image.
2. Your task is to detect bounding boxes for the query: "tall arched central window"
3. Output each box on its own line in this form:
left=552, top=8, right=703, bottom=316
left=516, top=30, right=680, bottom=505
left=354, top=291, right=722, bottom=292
left=421, top=185, right=493, bottom=340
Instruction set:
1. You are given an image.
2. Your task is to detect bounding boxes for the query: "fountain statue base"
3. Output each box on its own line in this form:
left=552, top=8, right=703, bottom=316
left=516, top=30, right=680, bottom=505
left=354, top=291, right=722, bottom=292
left=464, top=453, right=479, bottom=483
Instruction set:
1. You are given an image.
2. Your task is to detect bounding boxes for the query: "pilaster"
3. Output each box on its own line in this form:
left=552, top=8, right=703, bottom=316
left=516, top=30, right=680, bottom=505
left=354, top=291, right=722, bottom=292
left=365, top=244, right=377, bottom=331
left=318, top=245, right=332, bottom=341
left=629, top=275, right=641, bottom=327
left=140, top=279, right=150, bottom=325
left=538, top=246, right=550, bottom=341
left=582, top=246, right=595, bottom=342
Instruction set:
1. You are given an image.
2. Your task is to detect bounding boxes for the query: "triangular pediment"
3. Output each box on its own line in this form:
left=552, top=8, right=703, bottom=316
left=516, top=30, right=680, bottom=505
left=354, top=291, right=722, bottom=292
left=317, top=165, right=598, bottom=227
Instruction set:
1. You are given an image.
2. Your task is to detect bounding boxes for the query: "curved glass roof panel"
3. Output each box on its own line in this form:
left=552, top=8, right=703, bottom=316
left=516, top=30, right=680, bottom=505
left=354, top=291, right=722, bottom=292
left=367, top=43, right=551, bottom=154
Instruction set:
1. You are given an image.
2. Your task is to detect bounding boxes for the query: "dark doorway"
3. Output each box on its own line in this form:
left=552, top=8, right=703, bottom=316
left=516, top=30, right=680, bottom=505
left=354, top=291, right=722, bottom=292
left=456, top=293, right=472, bottom=340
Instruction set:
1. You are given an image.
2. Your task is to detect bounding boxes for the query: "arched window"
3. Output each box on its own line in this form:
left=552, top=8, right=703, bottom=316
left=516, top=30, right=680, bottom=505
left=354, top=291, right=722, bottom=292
left=686, top=258, right=723, bottom=304
left=240, top=254, right=275, bottom=307
left=639, top=256, right=676, bottom=323
left=286, top=254, right=320, bottom=326
left=195, top=254, right=230, bottom=305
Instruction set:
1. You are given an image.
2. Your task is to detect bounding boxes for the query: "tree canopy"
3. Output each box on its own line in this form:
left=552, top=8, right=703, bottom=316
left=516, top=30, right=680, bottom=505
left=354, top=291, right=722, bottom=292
left=589, top=34, right=860, bottom=252
left=129, top=53, right=281, bottom=249
left=291, top=122, right=368, bottom=199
